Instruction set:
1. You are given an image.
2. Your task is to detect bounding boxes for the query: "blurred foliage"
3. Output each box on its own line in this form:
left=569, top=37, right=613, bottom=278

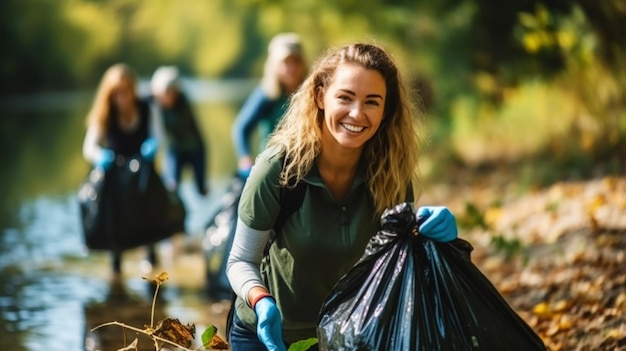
left=1, top=0, right=625, bottom=182
left=489, top=235, right=524, bottom=261
left=457, top=201, right=488, bottom=230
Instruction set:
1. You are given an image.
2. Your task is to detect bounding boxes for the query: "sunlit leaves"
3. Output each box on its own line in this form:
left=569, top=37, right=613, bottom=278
left=61, top=2, right=121, bottom=76
left=449, top=79, right=580, bottom=166
left=516, top=4, right=596, bottom=61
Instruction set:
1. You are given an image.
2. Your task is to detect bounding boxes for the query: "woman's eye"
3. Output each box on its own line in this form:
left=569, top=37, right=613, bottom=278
left=366, top=100, right=380, bottom=106
left=337, top=95, right=351, bottom=102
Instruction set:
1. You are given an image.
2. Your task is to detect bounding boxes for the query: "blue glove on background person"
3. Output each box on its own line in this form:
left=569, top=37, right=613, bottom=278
left=94, top=148, right=115, bottom=170
left=140, top=137, right=158, bottom=161
left=237, top=166, right=251, bottom=180
left=417, top=206, right=458, bottom=242
left=255, top=297, right=287, bottom=351
left=237, top=155, right=254, bottom=180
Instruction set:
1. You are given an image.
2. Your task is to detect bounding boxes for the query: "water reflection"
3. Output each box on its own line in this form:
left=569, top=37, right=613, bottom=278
left=0, top=272, right=103, bottom=351
left=2, top=195, right=85, bottom=268
left=0, top=189, right=231, bottom=350
left=0, top=80, right=251, bottom=351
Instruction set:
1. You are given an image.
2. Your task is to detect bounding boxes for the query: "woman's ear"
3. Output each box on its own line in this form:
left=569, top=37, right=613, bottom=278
left=315, top=87, right=324, bottom=110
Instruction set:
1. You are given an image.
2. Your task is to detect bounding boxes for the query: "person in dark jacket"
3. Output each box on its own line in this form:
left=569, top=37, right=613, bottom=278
left=151, top=65, right=208, bottom=195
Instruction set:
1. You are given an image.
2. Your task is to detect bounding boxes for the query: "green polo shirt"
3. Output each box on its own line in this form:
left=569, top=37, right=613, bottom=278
left=235, top=145, right=392, bottom=343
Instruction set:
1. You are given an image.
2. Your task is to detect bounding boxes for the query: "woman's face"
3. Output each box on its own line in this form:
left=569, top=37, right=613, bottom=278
left=111, top=78, right=135, bottom=112
left=278, top=55, right=305, bottom=92
left=316, top=63, right=386, bottom=152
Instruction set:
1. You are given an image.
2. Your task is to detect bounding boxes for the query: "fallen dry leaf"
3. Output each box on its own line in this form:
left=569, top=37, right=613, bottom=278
left=209, top=332, right=229, bottom=350
left=152, top=317, right=195, bottom=348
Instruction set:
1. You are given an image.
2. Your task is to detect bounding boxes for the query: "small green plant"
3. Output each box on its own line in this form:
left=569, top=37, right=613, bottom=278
left=289, top=338, right=318, bottom=351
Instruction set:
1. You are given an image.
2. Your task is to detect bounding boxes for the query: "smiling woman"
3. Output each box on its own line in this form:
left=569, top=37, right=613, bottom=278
left=225, top=42, right=460, bottom=351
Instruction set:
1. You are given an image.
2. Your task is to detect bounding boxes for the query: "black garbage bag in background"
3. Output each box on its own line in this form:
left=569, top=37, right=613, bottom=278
left=318, top=202, right=546, bottom=351
left=78, top=156, right=186, bottom=251
left=203, top=175, right=245, bottom=299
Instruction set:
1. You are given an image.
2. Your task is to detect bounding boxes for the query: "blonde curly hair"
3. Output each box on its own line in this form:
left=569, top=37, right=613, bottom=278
left=266, top=42, right=425, bottom=216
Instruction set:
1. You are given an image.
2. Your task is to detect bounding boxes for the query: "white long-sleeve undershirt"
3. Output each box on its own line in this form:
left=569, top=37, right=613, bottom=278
left=226, top=218, right=271, bottom=306
left=82, top=125, right=106, bottom=163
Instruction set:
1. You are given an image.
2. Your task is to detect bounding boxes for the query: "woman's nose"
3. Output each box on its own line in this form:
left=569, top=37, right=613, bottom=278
left=349, top=103, right=363, bottom=119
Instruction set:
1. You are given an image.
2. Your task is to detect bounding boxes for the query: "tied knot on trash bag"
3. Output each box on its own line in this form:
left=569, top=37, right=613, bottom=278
left=317, top=202, right=546, bottom=351
left=362, top=203, right=418, bottom=256
left=380, top=202, right=419, bottom=235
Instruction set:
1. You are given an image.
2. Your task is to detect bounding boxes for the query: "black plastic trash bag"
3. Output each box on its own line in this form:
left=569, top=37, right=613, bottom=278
left=318, top=202, right=546, bottom=351
left=203, top=175, right=245, bottom=299
left=78, top=167, right=107, bottom=241
left=78, top=156, right=186, bottom=251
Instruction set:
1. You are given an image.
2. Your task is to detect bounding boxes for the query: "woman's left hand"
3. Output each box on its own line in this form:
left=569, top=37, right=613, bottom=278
left=416, top=206, right=458, bottom=242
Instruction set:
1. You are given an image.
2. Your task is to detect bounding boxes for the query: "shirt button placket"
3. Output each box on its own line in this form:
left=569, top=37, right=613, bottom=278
left=340, top=206, right=349, bottom=236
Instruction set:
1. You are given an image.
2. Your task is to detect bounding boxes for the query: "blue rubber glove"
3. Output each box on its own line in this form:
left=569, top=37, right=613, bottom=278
left=416, top=206, right=458, bottom=242
left=94, top=148, right=115, bottom=170
left=140, top=137, right=158, bottom=161
left=237, top=166, right=251, bottom=180
left=254, top=297, right=286, bottom=351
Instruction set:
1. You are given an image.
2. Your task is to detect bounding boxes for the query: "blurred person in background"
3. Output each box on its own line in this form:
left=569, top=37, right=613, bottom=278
left=81, top=63, right=185, bottom=278
left=231, top=32, right=308, bottom=179
left=202, top=33, right=308, bottom=298
left=151, top=65, right=208, bottom=196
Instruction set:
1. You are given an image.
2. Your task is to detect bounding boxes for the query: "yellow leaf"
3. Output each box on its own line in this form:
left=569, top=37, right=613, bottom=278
left=558, top=315, right=573, bottom=330
left=533, top=302, right=550, bottom=317
left=484, top=207, right=502, bottom=227
left=552, top=300, right=568, bottom=313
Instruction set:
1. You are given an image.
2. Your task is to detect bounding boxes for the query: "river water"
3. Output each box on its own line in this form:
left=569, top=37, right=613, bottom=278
left=0, top=79, right=256, bottom=351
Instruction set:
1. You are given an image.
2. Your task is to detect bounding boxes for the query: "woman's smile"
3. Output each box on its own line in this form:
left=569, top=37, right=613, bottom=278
left=341, top=122, right=365, bottom=133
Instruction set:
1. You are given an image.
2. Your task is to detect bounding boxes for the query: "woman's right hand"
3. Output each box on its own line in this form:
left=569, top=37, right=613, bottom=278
left=94, top=148, right=115, bottom=170
left=254, top=297, right=287, bottom=351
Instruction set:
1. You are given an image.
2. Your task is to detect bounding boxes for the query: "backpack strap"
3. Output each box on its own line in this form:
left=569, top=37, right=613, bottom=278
left=263, top=181, right=307, bottom=257
left=273, top=181, right=307, bottom=235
